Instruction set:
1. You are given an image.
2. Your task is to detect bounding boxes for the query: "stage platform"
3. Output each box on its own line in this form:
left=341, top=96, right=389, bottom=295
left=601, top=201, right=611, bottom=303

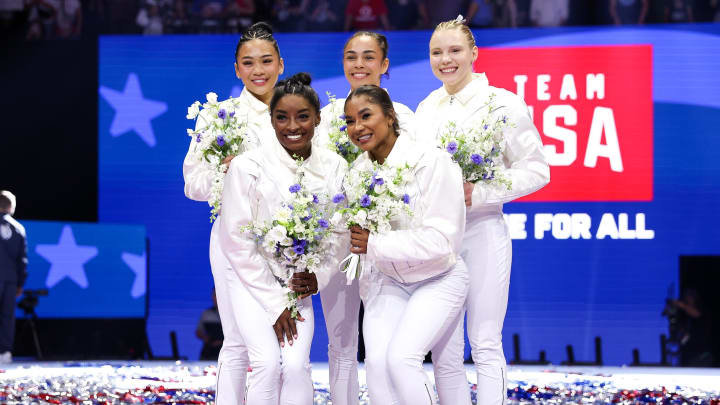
left=1, top=361, right=718, bottom=404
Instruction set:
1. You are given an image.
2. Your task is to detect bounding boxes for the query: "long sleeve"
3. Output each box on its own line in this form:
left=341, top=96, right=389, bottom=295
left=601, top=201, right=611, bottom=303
left=183, top=109, right=216, bottom=202
left=17, top=231, right=27, bottom=287
left=470, top=95, right=550, bottom=208
left=367, top=151, right=465, bottom=266
left=218, top=157, right=290, bottom=325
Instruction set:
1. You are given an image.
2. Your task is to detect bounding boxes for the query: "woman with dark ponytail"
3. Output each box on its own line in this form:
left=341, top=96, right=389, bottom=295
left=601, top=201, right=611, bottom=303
left=182, top=21, right=285, bottom=405
left=312, top=30, right=418, bottom=405
left=218, top=73, right=349, bottom=405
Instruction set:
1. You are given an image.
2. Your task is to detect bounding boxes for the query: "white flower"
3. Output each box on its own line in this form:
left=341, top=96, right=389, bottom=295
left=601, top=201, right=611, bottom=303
left=283, top=247, right=297, bottom=259
left=266, top=225, right=287, bottom=243
left=353, top=209, right=368, bottom=225
left=280, top=236, right=294, bottom=246
left=273, top=207, right=292, bottom=223
left=206, top=92, right=218, bottom=104
left=186, top=101, right=201, bottom=119
left=293, top=222, right=306, bottom=234
left=330, top=212, right=343, bottom=226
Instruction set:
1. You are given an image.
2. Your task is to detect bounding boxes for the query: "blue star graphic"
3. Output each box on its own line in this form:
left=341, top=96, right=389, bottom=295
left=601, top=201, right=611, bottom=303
left=99, top=73, right=167, bottom=147
left=122, top=251, right=146, bottom=299
left=36, top=225, right=98, bottom=289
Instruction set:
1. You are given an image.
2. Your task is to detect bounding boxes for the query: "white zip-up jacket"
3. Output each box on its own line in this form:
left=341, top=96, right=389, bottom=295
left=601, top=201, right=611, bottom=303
left=218, top=138, right=350, bottom=324
left=314, top=94, right=417, bottom=152
left=415, top=73, right=550, bottom=221
left=183, top=87, right=274, bottom=202
left=355, top=134, right=466, bottom=284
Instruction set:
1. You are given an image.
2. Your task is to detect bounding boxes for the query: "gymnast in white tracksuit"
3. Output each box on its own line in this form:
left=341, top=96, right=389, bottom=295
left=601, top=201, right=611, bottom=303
left=312, top=31, right=416, bottom=405
left=344, top=85, right=470, bottom=405
left=218, top=73, right=348, bottom=405
left=415, top=19, right=551, bottom=405
left=182, top=22, right=284, bottom=405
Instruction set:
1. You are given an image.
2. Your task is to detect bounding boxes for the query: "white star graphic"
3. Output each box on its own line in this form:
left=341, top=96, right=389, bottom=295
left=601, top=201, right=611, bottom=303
left=121, top=251, right=146, bottom=299
left=99, top=73, right=167, bottom=147
left=36, top=225, right=98, bottom=289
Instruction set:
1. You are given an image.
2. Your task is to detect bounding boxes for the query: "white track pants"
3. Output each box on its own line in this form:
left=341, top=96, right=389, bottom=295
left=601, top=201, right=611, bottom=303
left=224, top=260, right=315, bottom=405
left=210, top=221, right=249, bottom=405
left=362, top=260, right=470, bottom=405
left=319, top=269, right=361, bottom=405
left=463, top=214, right=511, bottom=405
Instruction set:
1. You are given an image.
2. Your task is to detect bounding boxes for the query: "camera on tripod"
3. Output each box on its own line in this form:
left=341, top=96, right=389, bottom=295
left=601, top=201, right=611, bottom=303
left=17, top=288, right=49, bottom=316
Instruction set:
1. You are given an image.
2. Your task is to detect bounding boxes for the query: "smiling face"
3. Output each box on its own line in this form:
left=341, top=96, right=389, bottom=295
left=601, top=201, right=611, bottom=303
left=343, top=35, right=389, bottom=90
left=344, top=95, right=397, bottom=163
left=271, top=94, right=318, bottom=159
left=429, top=28, right=478, bottom=94
left=235, top=39, right=284, bottom=104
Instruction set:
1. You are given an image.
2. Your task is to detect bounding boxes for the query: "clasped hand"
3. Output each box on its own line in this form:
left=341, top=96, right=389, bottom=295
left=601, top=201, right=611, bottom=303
left=272, top=272, right=319, bottom=347
left=350, top=225, right=369, bottom=254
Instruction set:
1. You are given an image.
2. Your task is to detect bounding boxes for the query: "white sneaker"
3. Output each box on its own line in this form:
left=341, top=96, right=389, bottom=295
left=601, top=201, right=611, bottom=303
left=0, top=351, right=12, bottom=364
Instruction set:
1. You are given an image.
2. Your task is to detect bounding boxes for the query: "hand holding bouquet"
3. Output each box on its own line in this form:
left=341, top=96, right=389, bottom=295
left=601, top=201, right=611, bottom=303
left=187, top=92, right=248, bottom=221
left=439, top=94, right=513, bottom=189
left=333, top=162, right=413, bottom=283
left=243, top=166, right=334, bottom=319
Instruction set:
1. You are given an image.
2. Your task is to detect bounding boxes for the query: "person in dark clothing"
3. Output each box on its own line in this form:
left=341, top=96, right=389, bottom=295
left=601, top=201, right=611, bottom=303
left=195, top=288, right=223, bottom=360
left=0, top=190, right=27, bottom=364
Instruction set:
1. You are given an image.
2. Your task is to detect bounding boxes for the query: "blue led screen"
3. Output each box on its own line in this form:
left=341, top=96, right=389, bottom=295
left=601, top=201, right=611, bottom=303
left=98, top=25, right=720, bottom=362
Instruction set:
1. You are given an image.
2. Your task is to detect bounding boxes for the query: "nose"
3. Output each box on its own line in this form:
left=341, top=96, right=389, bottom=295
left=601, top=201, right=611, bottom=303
left=440, top=52, right=451, bottom=64
left=288, top=117, right=300, bottom=131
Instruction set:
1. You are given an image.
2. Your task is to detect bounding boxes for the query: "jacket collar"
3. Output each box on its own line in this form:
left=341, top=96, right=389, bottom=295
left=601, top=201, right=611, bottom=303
left=438, top=73, right=489, bottom=106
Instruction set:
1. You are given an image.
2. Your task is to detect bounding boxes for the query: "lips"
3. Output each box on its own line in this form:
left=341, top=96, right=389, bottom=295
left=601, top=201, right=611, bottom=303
left=355, top=133, right=373, bottom=144
left=439, top=67, right=458, bottom=74
left=351, top=72, right=369, bottom=80
left=251, top=78, right=268, bottom=86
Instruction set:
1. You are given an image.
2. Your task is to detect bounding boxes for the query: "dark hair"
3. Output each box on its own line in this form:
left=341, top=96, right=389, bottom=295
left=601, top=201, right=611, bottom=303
left=0, top=192, right=12, bottom=212
left=235, top=22, right=280, bottom=60
left=345, top=85, right=400, bottom=135
left=270, top=72, right=321, bottom=116
left=344, top=31, right=390, bottom=79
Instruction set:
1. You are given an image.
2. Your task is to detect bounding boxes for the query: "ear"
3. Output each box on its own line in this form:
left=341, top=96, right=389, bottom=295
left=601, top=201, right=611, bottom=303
left=234, top=61, right=240, bottom=79
left=381, top=57, right=390, bottom=75
left=315, top=114, right=322, bottom=128
left=471, top=45, right=479, bottom=64
left=279, top=57, right=285, bottom=76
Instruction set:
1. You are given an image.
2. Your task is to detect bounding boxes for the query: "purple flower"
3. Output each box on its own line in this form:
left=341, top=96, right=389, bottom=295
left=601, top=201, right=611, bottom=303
left=293, top=245, right=305, bottom=255
left=373, top=177, right=384, bottom=186
left=217, top=135, right=225, bottom=146
left=471, top=154, right=483, bottom=165
left=502, top=115, right=507, bottom=124
left=318, top=219, right=329, bottom=228
left=229, top=111, right=236, bottom=117
left=446, top=141, right=458, bottom=155
left=339, top=114, right=346, bottom=120
left=332, top=193, right=345, bottom=204
left=483, top=124, right=489, bottom=130
left=217, top=109, right=227, bottom=120
left=289, top=184, right=301, bottom=193
left=339, top=125, right=347, bottom=132
left=302, top=214, right=312, bottom=221
left=402, top=194, right=410, bottom=204
left=195, top=133, right=202, bottom=143
left=312, top=194, right=319, bottom=204
left=360, top=194, right=371, bottom=207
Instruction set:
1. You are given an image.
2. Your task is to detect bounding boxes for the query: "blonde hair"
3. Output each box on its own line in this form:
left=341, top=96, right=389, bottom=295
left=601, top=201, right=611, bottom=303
left=433, top=16, right=476, bottom=49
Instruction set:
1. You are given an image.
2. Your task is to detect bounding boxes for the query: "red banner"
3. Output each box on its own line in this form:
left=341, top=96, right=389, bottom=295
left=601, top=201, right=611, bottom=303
left=475, top=45, right=653, bottom=201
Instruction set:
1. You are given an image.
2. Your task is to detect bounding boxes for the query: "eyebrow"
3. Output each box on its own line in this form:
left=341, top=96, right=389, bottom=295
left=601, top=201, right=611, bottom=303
left=358, top=107, right=371, bottom=115
left=241, top=54, right=274, bottom=60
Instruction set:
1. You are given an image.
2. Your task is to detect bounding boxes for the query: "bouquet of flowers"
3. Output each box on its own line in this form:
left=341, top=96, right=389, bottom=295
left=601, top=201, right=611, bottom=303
left=186, top=92, right=248, bottom=221
left=333, top=162, right=414, bottom=283
left=438, top=94, right=513, bottom=189
left=242, top=164, right=335, bottom=319
left=325, top=92, right=361, bottom=164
